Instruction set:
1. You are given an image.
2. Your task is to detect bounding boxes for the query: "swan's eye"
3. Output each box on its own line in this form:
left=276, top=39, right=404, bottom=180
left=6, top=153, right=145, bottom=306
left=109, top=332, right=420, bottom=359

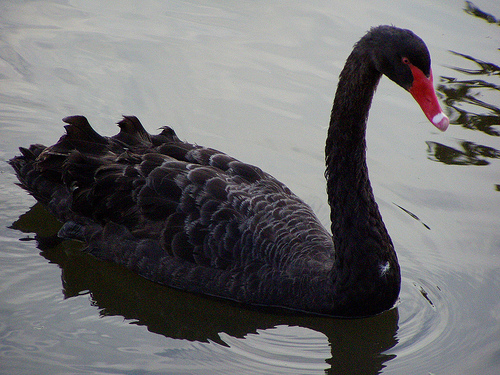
left=402, top=57, right=410, bottom=65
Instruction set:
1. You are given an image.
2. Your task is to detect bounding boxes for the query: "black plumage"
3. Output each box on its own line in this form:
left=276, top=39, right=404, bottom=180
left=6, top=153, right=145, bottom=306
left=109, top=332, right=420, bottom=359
left=9, top=26, right=448, bottom=317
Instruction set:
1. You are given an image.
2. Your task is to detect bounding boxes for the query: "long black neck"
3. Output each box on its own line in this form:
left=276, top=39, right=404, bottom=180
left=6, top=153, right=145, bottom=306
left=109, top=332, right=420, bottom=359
left=325, top=44, right=400, bottom=315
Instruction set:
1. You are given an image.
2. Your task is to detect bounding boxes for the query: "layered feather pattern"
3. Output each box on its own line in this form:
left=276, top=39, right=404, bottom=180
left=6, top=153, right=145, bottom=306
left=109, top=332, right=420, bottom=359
left=10, top=115, right=335, bottom=312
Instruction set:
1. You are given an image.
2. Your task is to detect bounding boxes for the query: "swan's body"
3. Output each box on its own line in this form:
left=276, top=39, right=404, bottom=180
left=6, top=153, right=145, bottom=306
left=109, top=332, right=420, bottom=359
left=10, top=26, right=448, bottom=317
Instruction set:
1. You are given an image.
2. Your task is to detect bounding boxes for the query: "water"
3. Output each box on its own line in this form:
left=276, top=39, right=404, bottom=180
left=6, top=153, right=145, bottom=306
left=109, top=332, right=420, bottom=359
left=1, top=0, right=499, bottom=374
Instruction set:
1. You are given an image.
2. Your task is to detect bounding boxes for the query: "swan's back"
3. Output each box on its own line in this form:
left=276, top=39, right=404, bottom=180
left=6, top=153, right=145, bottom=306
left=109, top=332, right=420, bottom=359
left=11, top=115, right=335, bottom=311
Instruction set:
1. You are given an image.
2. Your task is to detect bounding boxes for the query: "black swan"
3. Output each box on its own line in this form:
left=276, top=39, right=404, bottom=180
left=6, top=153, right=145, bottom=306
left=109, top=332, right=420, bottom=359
left=10, top=26, right=448, bottom=317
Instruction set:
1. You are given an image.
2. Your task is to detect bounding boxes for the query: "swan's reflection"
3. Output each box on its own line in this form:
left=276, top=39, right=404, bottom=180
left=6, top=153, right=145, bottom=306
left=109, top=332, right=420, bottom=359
left=12, top=203, right=399, bottom=375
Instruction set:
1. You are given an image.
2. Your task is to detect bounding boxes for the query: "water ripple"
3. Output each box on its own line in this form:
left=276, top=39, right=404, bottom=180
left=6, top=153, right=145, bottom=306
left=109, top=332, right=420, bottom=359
left=216, top=326, right=330, bottom=374
left=143, top=326, right=331, bottom=375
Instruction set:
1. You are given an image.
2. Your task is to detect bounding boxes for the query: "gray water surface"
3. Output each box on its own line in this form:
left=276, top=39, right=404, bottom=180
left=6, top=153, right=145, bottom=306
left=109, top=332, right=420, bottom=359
left=1, top=1, right=499, bottom=374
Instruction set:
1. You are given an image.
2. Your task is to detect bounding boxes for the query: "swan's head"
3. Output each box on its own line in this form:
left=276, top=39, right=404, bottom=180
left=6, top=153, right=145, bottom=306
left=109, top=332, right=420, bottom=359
left=366, top=26, right=449, bottom=131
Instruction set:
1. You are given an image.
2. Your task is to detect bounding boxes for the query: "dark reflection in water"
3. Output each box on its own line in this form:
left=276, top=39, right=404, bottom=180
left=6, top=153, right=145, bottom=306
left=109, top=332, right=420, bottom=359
left=432, top=64, right=499, bottom=163
left=427, top=1, right=500, bottom=169
left=426, top=140, right=500, bottom=166
left=464, top=1, right=500, bottom=25
left=11, top=203, right=399, bottom=375
left=430, top=3, right=499, bottom=168
left=438, top=52, right=499, bottom=137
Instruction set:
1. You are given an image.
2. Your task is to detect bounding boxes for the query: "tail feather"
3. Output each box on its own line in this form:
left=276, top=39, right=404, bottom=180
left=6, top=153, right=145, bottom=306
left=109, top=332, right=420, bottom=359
left=114, top=115, right=152, bottom=146
left=62, top=115, right=107, bottom=145
left=9, top=144, right=48, bottom=197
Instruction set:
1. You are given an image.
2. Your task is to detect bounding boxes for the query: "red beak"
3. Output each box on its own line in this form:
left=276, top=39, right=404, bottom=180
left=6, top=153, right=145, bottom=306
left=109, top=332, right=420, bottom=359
left=408, top=65, right=449, bottom=131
